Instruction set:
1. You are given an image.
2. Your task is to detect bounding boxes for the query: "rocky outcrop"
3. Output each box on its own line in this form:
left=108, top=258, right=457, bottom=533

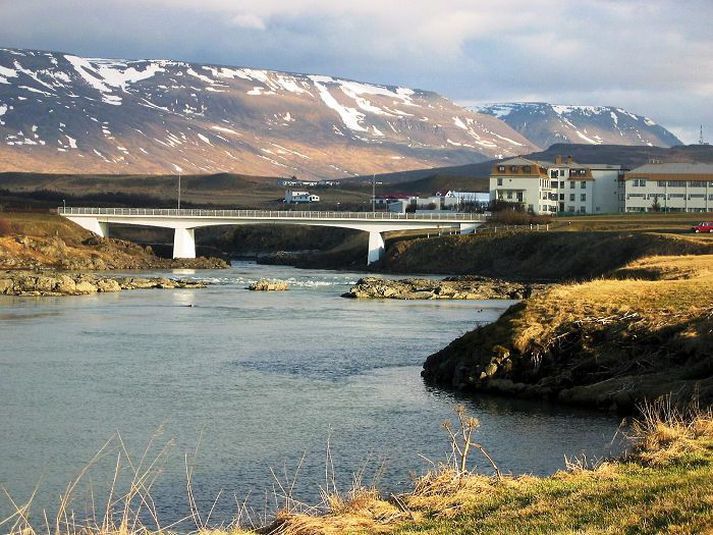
left=248, top=278, right=289, bottom=291
left=342, top=276, right=543, bottom=300
left=0, top=271, right=207, bottom=296
left=0, top=234, right=228, bottom=271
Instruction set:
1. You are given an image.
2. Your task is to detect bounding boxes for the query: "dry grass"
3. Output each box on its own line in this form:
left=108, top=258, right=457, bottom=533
left=4, top=404, right=713, bottom=535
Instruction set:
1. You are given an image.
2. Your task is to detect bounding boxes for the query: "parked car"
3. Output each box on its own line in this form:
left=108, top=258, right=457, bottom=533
left=692, top=222, right=713, bottom=233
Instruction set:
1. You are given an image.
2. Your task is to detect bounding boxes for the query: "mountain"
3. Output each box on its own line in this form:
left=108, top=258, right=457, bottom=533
left=0, top=48, right=538, bottom=178
left=475, top=103, right=681, bottom=149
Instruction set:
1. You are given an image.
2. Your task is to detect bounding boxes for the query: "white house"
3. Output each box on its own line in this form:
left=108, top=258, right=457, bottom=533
left=284, top=190, right=320, bottom=204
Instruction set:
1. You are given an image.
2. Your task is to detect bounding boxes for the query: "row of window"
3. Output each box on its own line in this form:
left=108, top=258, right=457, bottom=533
left=549, top=169, right=588, bottom=178
left=631, top=180, right=713, bottom=188
left=627, top=193, right=713, bottom=201
left=497, top=165, right=534, bottom=173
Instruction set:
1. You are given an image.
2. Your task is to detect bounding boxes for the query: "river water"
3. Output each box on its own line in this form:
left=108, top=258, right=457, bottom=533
left=0, top=262, right=623, bottom=527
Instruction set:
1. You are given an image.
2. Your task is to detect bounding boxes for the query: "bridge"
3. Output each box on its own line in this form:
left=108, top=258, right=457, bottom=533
left=59, top=207, right=486, bottom=264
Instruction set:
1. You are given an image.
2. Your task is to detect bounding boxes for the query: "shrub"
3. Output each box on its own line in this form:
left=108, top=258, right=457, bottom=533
left=0, top=217, right=14, bottom=236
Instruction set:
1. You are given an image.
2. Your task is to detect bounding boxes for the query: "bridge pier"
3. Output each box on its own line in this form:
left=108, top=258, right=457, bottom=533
left=367, top=231, right=385, bottom=265
left=68, top=217, right=109, bottom=238
left=460, top=223, right=478, bottom=235
left=173, top=227, right=196, bottom=259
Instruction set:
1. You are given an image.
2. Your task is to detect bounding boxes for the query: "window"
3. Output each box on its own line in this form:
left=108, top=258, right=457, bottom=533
left=689, top=181, right=706, bottom=188
left=506, top=192, right=512, bottom=199
left=569, top=193, right=575, bottom=201
left=523, top=166, right=531, bottom=173
left=567, top=206, right=575, bottom=212
left=569, top=181, right=575, bottom=189
left=580, top=181, right=586, bottom=189
left=498, top=165, right=505, bottom=172
left=640, top=178, right=646, bottom=186
left=559, top=193, right=564, bottom=200
left=497, top=178, right=503, bottom=186
left=658, top=181, right=667, bottom=187
left=580, top=193, right=586, bottom=202
left=510, top=166, right=518, bottom=172
left=550, top=170, right=559, bottom=179
left=579, top=206, right=586, bottom=213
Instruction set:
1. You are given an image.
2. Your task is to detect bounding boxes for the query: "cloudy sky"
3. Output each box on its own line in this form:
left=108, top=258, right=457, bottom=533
left=2, top=0, right=711, bottom=143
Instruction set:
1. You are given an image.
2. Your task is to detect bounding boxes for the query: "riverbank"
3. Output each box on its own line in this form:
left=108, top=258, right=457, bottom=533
left=0, top=211, right=228, bottom=270
left=422, top=254, right=713, bottom=413
left=0, top=270, right=207, bottom=296
left=250, top=406, right=713, bottom=534
left=342, top=275, right=544, bottom=300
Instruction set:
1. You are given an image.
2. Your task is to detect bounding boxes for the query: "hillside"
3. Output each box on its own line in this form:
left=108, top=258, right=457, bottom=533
left=477, top=102, right=682, bottom=148
left=379, top=226, right=713, bottom=280
left=0, top=48, right=538, bottom=178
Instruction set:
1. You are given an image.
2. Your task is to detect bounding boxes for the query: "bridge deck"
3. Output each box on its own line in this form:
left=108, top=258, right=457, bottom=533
left=58, top=207, right=486, bottom=264
left=58, top=207, right=486, bottom=222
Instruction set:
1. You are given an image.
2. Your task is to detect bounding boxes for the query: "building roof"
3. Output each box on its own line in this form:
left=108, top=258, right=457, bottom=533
left=628, top=162, right=713, bottom=175
left=496, top=157, right=544, bottom=167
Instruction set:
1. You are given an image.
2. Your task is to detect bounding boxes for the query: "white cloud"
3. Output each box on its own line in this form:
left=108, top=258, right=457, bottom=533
left=229, top=13, right=266, bottom=30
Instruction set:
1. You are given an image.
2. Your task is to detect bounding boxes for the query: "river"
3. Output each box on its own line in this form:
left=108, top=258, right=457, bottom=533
left=0, top=262, right=623, bottom=527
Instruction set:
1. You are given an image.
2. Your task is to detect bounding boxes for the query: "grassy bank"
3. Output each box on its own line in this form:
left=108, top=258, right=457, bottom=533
left=7, top=405, right=713, bottom=535
left=422, top=254, right=713, bottom=412
left=258, top=407, right=713, bottom=534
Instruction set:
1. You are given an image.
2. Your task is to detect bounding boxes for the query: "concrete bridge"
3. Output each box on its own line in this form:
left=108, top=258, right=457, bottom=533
left=59, top=207, right=486, bottom=264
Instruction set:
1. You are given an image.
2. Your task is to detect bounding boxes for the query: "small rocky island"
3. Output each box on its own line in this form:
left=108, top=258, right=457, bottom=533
left=248, top=278, right=289, bottom=291
left=342, top=276, right=544, bottom=300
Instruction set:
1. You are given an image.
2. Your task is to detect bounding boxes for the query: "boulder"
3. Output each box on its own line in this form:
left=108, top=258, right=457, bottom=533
left=248, top=278, right=289, bottom=291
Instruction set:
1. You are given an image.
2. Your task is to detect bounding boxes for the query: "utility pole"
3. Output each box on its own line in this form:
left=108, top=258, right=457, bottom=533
left=177, top=172, right=181, bottom=209
left=372, top=173, right=376, bottom=212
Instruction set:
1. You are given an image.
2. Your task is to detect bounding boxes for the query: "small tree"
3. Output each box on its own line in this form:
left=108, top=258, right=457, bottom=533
left=651, top=195, right=662, bottom=212
left=442, top=404, right=501, bottom=478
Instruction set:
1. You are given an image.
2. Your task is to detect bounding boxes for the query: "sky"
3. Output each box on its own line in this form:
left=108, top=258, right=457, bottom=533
left=1, top=0, right=711, bottom=143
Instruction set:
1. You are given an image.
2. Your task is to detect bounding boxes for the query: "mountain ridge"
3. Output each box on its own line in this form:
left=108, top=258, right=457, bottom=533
left=0, top=47, right=537, bottom=178
left=475, top=102, right=681, bottom=149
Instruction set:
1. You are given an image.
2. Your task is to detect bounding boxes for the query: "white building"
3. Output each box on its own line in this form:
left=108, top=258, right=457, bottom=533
left=489, top=156, right=624, bottom=215
left=284, top=190, right=320, bottom=203
left=624, top=163, right=713, bottom=213
left=442, top=191, right=490, bottom=209
left=489, top=157, right=557, bottom=215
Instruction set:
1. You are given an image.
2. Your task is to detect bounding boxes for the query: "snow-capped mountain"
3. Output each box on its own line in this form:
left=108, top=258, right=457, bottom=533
left=476, top=103, right=681, bottom=149
left=0, top=48, right=538, bottom=178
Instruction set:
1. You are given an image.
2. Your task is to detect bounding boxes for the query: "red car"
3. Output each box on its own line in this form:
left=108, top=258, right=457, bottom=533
left=692, top=222, right=713, bottom=233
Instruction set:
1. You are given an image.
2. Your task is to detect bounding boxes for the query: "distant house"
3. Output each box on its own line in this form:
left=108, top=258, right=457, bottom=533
left=442, top=191, right=490, bottom=209
left=284, top=190, right=320, bottom=203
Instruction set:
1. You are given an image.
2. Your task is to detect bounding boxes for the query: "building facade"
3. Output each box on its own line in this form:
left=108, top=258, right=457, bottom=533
left=489, top=156, right=623, bottom=215
left=624, top=163, right=713, bottom=212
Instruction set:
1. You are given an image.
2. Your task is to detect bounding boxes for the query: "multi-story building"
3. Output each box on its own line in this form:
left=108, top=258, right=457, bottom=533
left=624, top=163, right=713, bottom=212
left=489, top=156, right=623, bottom=215
left=489, top=157, right=557, bottom=215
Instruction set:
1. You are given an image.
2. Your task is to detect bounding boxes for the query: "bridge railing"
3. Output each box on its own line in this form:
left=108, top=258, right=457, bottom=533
left=58, top=207, right=487, bottom=221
